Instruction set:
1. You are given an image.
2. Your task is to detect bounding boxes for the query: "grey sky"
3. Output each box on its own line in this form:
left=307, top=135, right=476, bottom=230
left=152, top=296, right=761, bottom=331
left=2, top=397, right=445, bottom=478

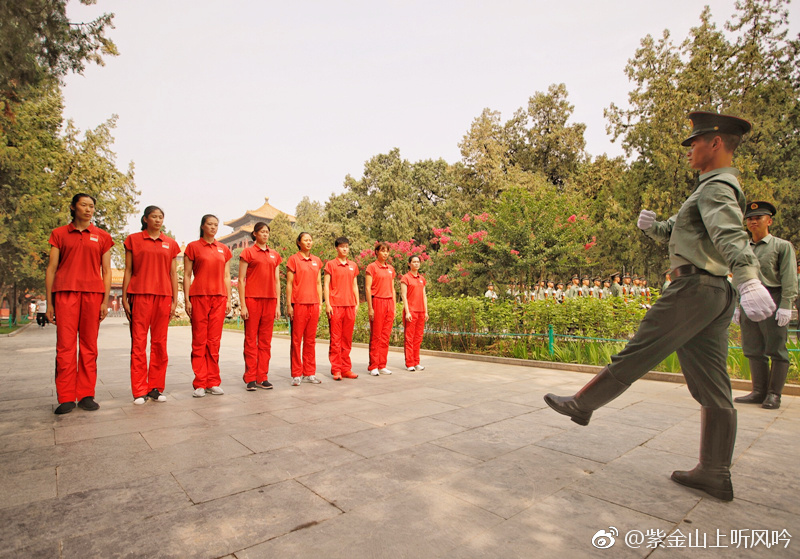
left=62, top=0, right=799, bottom=245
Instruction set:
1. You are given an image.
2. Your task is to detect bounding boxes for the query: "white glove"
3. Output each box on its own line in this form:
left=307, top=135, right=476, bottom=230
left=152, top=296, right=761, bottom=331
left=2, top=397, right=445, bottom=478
left=637, top=210, right=657, bottom=231
left=776, top=308, right=791, bottom=327
left=738, top=279, right=777, bottom=322
left=732, top=307, right=740, bottom=325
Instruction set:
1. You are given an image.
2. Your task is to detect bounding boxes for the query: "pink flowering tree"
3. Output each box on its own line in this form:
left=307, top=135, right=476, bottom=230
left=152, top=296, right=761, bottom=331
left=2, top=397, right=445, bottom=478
left=428, top=184, right=594, bottom=295
left=353, top=239, right=431, bottom=273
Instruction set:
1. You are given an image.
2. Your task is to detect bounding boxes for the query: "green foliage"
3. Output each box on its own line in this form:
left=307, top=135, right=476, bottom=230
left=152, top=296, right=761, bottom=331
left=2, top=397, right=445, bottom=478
left=0, top=85, right=65, bottom=298
left=61, top=116, right=139, bottom=266
left=504, top=83, right=587, bottom=186
left=0, top=84, right=137, bottom=309
left=0, top=0, right=117, bottom=109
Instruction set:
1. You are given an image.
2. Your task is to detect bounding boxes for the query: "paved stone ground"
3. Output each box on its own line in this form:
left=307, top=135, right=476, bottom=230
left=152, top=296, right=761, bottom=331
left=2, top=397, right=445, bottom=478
left=1, top=317, right=798, bottom=558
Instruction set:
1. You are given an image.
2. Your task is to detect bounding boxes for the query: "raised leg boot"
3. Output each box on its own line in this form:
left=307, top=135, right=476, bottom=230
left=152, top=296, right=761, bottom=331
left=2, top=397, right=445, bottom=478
left=671, top=407, right=736, bottom=501
left=762, top=361, right=789, bottom=410
left=543, top=367, right=630, bottom=426
left=734, top=359, right=768, bottom=404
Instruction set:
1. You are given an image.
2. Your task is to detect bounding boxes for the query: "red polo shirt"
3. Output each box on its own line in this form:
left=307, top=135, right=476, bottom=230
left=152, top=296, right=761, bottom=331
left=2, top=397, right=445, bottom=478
left=366, top=261, right=396, bottom=299
left=184, top=239, right=232, bottom=296
left=324, top=259, right=359, bottom=306
left=240, top=244, right=282, bottom=298
left=287, top=252, right=322, bottom=304
left=401, top=272, right=427, bottom=312
left=124, top=232, right=180, bottom=296
left=49, top=223, right=114, bottom=293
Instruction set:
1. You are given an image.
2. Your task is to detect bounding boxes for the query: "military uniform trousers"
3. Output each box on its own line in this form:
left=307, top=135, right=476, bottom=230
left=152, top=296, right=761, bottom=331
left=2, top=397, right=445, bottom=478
left=741, top=286, right=789, bottom=364
left=607, top=273, right=736, bottom=409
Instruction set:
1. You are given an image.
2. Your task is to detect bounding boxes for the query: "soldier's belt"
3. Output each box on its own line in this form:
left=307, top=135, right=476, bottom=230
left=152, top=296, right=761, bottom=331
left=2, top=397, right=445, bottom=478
left=671, top=264, right=711, bottom=278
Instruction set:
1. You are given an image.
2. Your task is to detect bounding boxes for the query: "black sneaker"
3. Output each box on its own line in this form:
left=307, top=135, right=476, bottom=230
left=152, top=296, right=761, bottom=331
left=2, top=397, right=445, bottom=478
left=246, top=381, right=257, bottom=391
left=257, top=381, right=273, bottom=390
left=54, top=402, right=76, bottom=415
left=77, top=396, right=100, bottom=411
left=147, top=389, right=167, bottom=402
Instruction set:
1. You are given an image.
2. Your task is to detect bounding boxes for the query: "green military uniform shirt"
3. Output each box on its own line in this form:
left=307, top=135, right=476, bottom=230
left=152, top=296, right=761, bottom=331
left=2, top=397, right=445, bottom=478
left=644, top=167, right=759, bottom=287
left=610, top=283, right=622, bottom=297
left=565, top=285, right=579, bottom=299
left=749, top=234, right=798, bottom=309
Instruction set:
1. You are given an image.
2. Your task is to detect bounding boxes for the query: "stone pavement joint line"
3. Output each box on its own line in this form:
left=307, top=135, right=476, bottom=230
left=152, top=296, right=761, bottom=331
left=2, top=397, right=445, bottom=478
left=0, top=317, right=797, bottom=558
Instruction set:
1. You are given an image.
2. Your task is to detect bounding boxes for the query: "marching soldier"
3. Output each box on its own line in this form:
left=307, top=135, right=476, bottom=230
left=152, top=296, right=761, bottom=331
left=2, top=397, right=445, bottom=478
left=545, top=111, right=774, bottom=501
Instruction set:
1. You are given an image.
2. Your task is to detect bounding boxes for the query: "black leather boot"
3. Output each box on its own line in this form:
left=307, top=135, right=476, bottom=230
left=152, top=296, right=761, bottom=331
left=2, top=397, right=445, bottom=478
left=671, top=407, right=736, bottom=501
left=543, top=367, right=630, bottom=426
left=762, top=361, right=789, bottom=410
left=734, top=359, right=768, bottom=404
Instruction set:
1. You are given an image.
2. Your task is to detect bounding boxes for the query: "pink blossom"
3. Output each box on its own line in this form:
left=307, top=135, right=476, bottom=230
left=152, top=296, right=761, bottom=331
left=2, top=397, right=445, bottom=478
left=510, top=249, right=520, bottom=257
left=460, top=271, right=469, bottom=277
left=453, top=241, right=462, bottom=247
left=567, top=215, right=577, bottom=223
left=474, top=212, right=490, bottom=222
left=437, top=274, right=451, bottom=283
left=462, top=213, right=471, bottom=222
left=440, top=235, right=450, bottom=245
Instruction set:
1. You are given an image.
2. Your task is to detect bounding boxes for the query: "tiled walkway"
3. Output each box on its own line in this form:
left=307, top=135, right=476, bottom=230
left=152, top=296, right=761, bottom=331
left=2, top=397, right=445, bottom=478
left=1, top=318, right=797, bottom=558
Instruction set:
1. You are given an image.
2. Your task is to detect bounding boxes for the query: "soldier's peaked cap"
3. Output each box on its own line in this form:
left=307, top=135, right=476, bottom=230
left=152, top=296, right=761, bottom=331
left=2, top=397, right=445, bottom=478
left=744, top=201, right=776, bottom=218
left=681, top=111, right=751, bottom=147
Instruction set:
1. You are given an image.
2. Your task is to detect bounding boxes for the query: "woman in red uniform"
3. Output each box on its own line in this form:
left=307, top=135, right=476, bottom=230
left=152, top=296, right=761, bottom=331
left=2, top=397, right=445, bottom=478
left=365, top=242, right=396, bottom=376
left=400, top=255, right=428, bottom=372
left=183, top=214, right=232, bottom=397
left=45, top=193, right=113, bottom=414
left=122, top=205, right=180, bottom=405
left=286, top=232, right=323, bottom=386
left=324, top=236, right=360, bottom=380
left=238, top=222, right=281, bottom=391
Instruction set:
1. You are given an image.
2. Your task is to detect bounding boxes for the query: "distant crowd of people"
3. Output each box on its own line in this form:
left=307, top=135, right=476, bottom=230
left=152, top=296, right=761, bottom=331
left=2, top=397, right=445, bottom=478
left=484, top=273, right=664, bottom=305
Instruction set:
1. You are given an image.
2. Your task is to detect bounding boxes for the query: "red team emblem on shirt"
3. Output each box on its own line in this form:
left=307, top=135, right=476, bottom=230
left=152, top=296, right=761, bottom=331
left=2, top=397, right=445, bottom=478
left=162, top=243, right=170, bottom=249
left=89, top=234, right=99, bottom=242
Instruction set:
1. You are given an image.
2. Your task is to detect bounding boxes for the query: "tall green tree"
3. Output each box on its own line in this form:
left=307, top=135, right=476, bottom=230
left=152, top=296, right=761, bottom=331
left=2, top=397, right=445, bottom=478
left=0, top=86, right=138, bottom=316
left=61, top=115, right=139, bottom=265
left=605, top=0, right=800, bottom=271
left=0, top=85, right=65, bottom=308
left=505, top=83, right=587, bottom=186
left=0, top=0, right=117, bottom=112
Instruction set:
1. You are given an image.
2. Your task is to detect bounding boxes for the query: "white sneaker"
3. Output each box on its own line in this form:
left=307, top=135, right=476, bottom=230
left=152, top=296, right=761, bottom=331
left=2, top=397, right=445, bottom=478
left=303, top=375, right=322, bottom=384
left=416, top=364, right=425, bottom=371
left=379, top=368, right=392, bottom=375
left=192, top=387, right=206, bottom=398
left=407, top=366, right=416, bottom=372
left=291, top=377, right=302, bottom=386
left=133, top=397, right=146, bottom=405
left=368, top=369, right=380, bottom=376
left=208, top=386, right=224, bottom=395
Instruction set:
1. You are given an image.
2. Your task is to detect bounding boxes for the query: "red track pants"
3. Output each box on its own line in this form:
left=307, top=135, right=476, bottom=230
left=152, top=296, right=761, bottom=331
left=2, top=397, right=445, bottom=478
left=54, top=291, right=102, bottom=403
left=190, top=295, right=226, bottom=389
left=243, top=297, right=277, bottom=383
left=328, top=306, right=356, bottom=374
left=129, top=294, right=172, bottom=398
left=290, top=303, right=319, bottom=377
left=369, top=297, right=394, bottom=370
left=403, top=311, right=426, bottom=368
